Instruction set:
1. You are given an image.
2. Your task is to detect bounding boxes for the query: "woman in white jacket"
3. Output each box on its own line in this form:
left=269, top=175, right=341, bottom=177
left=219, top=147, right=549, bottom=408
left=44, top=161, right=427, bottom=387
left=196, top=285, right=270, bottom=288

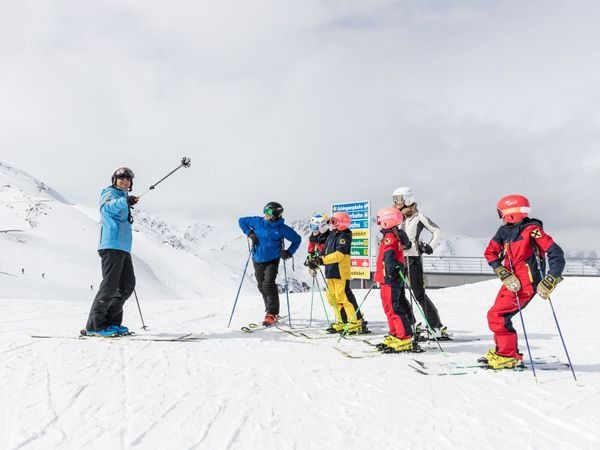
left=393, top=187, right=448, bottom=339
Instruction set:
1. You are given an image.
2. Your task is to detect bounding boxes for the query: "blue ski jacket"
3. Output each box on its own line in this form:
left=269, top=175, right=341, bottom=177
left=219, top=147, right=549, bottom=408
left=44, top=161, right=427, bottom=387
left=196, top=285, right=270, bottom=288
left=98, top=186, right=133, bottom=253
left=238, top=216, right=302, bottom=263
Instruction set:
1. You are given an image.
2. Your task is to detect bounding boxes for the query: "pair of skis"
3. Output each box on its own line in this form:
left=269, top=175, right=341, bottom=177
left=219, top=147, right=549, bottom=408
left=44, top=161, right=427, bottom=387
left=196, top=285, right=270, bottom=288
left=408, top=356, right=571, bottom=376
left=31, top=331, right=204, bottom=342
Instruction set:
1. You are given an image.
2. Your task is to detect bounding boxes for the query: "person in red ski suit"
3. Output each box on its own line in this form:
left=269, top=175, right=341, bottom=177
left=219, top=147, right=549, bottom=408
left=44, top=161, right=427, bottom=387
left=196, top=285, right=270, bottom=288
left=483, top=195, right=565, bottom=368
left=374, top=207, right=418, bottom=353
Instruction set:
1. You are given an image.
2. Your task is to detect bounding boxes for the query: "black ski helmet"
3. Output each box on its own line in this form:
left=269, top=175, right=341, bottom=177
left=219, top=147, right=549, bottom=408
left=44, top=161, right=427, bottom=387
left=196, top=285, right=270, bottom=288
left=112, top=167, right=135, bottom=191
left=263, top=201, right=284, bottom=220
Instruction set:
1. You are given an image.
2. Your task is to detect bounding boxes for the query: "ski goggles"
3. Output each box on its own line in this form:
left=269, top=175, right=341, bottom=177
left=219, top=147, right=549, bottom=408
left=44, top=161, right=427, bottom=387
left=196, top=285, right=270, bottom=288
left=263, top=207, right=274, bottom=216
left=393, top=194, right=405, bottom=205
left=497, top=206, right=531, bottom=219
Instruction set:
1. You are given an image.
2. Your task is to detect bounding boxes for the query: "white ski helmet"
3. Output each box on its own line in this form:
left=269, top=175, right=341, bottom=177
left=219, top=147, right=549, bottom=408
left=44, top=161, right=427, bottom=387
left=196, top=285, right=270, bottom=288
left=309, top=213, right=329, bottom=233
left=393, top=186, right=415, bottom=206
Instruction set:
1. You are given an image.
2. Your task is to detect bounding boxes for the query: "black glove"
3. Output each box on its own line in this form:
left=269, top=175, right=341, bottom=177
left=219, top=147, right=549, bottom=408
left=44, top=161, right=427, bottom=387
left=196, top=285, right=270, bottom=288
left=248, top=231, right=259, bottom=247
left=307, top=256, right=323, bottom=270
left=281, top=249, right=292, bottom=260
left=127, top=196, right=139, bottom=206
left=418, top=242, right=433, bottom=255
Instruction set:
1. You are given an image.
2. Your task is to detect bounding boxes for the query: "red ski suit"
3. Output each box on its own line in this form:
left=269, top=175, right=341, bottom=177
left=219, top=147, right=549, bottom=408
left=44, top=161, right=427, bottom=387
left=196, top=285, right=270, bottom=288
left=375, top=229, right=413, bottom=339
left=484, top=218, right=565, bottom=359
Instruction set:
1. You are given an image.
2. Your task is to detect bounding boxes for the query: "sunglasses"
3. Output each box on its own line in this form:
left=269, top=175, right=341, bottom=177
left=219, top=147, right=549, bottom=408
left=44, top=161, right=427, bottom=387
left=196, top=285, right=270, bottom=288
left=116, top=175, right=132, bottom=180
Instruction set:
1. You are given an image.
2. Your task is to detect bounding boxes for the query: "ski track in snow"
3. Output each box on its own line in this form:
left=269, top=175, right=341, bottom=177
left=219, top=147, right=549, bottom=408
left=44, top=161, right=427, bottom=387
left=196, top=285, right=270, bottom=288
left=1, top=279, right=600, bottom=449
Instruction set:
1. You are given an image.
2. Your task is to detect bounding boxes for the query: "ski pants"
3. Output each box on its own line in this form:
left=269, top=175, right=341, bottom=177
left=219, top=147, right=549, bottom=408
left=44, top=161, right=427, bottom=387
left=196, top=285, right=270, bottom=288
left=380, top=282, right=413, bottom=339
left=326, top=278, right=358, bottom=323
left=487, top=279, right=534, bottom=360
left=86, top=249, right=136, bottom=331
left=406, top=256, right=442, bottom=329
left=254, top=258, right=280, bottom=315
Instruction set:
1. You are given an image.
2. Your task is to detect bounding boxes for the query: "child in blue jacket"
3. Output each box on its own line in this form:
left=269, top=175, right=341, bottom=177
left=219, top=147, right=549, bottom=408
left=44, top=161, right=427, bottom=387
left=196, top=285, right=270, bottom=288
left=239, top=202, right=301, bottom=326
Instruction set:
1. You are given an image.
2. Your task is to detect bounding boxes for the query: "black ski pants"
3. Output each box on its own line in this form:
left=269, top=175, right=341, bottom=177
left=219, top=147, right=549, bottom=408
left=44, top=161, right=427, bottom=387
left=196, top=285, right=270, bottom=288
left=406, top=256, right=442, bottom=329
left=86, top=249, right=136, bottom=331
left=253, top=258, right=280, bottom=315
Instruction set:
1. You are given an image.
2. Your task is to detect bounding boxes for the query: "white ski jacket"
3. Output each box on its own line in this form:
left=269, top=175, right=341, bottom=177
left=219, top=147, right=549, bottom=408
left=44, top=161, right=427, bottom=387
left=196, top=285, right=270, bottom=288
left=401, top=209, right=442, bottom=257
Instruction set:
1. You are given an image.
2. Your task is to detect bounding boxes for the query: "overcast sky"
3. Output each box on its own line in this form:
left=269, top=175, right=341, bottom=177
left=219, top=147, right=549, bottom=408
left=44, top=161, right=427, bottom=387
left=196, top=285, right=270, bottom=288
left=1, top=0, right=599, bottom=253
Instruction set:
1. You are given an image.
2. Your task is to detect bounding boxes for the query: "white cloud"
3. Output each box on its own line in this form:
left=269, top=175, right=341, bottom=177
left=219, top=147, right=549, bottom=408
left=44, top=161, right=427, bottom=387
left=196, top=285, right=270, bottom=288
left=1, top=0, right=599, bottom=252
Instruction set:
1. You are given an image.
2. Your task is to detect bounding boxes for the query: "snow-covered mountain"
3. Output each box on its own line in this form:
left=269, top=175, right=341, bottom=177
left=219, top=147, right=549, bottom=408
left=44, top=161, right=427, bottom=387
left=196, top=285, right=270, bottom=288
left=0, top=162, right=247, bottom=300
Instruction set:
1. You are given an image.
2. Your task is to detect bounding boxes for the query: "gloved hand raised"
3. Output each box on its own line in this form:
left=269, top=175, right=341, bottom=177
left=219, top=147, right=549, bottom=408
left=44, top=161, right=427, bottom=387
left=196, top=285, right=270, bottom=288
left=127, top=196, right=139, bottom=206
left=248, top=231, right=259, bottom=247
left=418, top=242, right=433, bottom=255
left=537, top=274, right=562, bottom=299
left=494, top=267, right=521, bottom=292
left=281, top=249, right=292, bottom=260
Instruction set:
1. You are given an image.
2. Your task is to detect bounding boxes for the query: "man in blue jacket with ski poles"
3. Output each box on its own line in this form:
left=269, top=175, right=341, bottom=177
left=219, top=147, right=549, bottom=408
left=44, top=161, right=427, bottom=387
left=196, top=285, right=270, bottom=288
left=239, top=202, right=302, bottom=326
left=84, top=167, right=139, bottom=337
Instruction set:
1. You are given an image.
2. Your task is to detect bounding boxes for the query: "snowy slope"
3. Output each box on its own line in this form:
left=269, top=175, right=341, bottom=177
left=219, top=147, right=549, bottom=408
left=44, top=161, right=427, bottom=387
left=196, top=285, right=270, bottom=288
left=0, top=162, right=245, bottom=301
left=1, top=278, right=598, bottom=449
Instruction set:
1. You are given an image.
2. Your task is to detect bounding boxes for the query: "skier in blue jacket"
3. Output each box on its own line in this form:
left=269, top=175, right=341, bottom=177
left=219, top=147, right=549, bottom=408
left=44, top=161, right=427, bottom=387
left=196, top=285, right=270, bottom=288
left=84, top=167, right=139, bottom=337
left=238, top=202, right=302, bottom=326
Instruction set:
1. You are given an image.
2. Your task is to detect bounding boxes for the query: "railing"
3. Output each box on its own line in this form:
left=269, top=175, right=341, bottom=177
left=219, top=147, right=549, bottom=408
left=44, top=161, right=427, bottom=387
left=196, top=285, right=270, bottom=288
left=422, top=256, right=600, bottom=277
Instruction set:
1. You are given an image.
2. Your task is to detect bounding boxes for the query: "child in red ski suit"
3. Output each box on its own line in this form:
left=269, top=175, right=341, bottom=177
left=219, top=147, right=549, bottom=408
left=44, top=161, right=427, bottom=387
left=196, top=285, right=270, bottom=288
left=374, top=207, right=417, bottom=353
left=483, top=195, right=565, bottom=369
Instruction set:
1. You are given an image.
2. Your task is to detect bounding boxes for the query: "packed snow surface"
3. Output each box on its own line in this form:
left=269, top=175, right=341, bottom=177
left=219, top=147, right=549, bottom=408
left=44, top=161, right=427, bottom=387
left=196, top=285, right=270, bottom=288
left=1, top=278, right=599, bottom=450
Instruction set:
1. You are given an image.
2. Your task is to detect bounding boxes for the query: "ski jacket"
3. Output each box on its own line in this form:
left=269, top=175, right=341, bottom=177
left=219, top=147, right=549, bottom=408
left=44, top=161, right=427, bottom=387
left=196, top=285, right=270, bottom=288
left=98, top=186, right=133, bottom=253
left=238, top=216, right=301, bottom=263
left=374, top=228, right=411, bottom=284
left=308, top=230, right=330, bottom=256
left=401, top=207, right=442, bottom=257
left=484, top=218, right=565, bottom=287
left=322, top=229, right=352, bottom=280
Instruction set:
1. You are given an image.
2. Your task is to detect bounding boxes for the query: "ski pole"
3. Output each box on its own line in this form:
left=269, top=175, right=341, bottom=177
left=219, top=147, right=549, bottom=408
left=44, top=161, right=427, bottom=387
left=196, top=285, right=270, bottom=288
left=138, top=157, right=191, bottom=198
left=318, top=267, right=342, bottom=323
left=314, top=276, right=331, bottom=325
left=508, top=257, right=537, bottom=380
left=309, top=276, right=315, bottom=327
left=227, top=249, right=252, bottom=327
left=532, top=254, right=578, bottom=382
left=337, top=282, right=375, bottom=342
left=133, top=289, right=148, bottom=330
left=399, top=271, right=445, bottom=354
left=282, top=258, right=292, bottom=327
left=547, top=296, right=578, bottom=382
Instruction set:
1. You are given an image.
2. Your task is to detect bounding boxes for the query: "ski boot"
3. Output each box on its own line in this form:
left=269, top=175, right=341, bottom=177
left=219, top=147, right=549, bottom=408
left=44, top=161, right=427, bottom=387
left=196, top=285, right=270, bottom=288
left=477, top=348, right=497, bottom=365
left=383, top=336, right=418, bottom=353
left=344, top=320, right=371, bottom=335
left=478, top=349, right=524, bottom=369
left=106, top=325, right=130, bottom=336
left=428, top=326, right=451, bottom=341
left=82, top=328, right=119, bottom=338
left=262, top=314, right=278, bottom=327
left=326, top=321, right=346, bottom=334
left=376, top=335, right=396, bottom=351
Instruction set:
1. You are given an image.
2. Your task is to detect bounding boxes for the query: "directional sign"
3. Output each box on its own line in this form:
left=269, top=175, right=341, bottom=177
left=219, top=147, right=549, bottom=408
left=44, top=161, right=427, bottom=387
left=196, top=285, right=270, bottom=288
left=332, top=201, right=371, bottom=279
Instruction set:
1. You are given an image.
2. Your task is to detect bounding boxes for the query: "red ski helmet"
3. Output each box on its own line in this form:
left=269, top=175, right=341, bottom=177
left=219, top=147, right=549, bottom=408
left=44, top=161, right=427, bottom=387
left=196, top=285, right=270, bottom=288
left=377, top=207, right=403, bottom=229
left=330, top=212, right=351, bottom=231
left=496, top=195, right=530, bottom=223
